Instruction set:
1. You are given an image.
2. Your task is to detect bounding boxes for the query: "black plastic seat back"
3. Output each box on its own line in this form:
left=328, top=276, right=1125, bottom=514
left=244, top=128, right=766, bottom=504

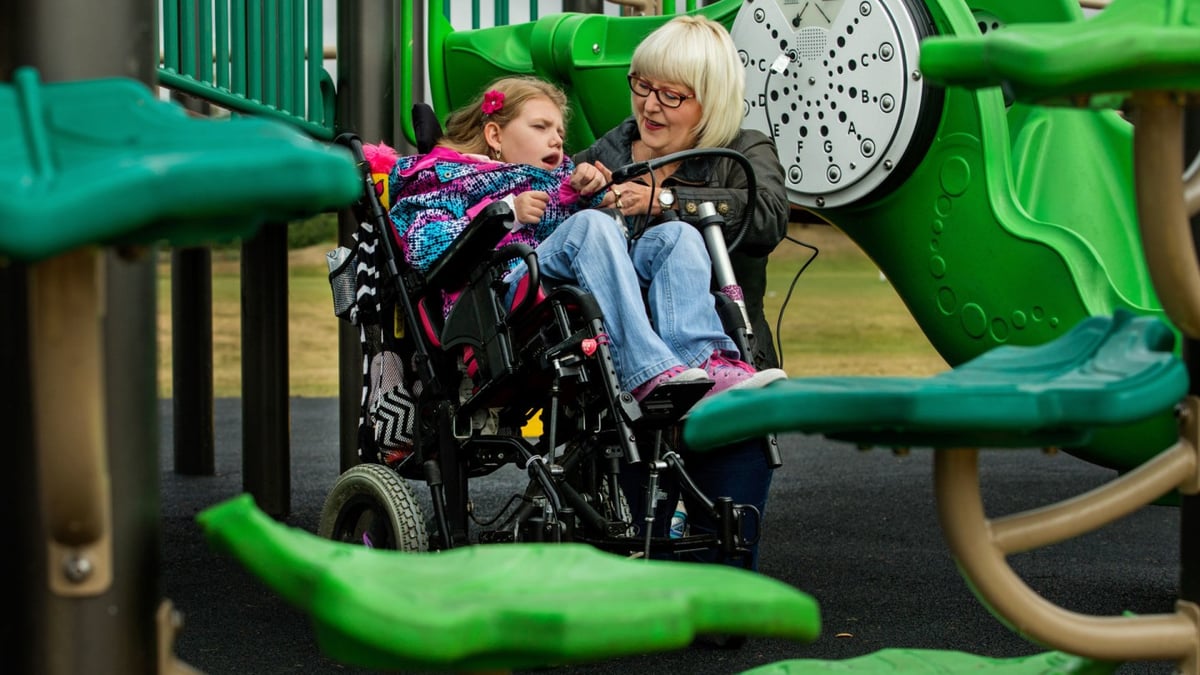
left=413, top=103, right=443, bottom=154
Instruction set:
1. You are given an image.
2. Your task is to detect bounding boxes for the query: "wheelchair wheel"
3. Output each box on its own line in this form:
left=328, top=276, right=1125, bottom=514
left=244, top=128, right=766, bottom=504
left=318, top=463, right=428, bottom=551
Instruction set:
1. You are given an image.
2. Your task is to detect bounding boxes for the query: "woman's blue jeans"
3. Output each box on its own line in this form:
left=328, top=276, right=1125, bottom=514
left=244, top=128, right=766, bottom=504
left=507, top=210, right=737, bottom=390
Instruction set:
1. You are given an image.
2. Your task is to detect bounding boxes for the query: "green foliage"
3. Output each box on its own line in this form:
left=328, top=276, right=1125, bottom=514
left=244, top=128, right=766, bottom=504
left=209, top=211, right=340, bottom=251
left=288, top=212, right=340, bottom=248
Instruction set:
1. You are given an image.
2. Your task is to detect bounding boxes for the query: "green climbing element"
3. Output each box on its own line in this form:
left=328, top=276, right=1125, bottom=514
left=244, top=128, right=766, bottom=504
left=807, top=0, right=1175, bottom=473
left=814, top=0, right=1162, bottom=368
left=740, top=647, right=1118, bottom=674
left=198, top=493, right=821, bottom=672
left=0, top=67, right=361, bottom=261
left=684, top=311, right=1185, bottom=451
left=920, top=0, right=1200, bottom=104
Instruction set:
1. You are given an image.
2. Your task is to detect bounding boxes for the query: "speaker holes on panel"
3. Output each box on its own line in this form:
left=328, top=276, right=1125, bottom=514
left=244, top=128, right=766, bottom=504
left=732, top=0, right=944, bottom=209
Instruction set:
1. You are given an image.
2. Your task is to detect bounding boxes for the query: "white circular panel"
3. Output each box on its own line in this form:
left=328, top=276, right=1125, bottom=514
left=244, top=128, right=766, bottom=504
left=732, top=0, right=935, bottom=209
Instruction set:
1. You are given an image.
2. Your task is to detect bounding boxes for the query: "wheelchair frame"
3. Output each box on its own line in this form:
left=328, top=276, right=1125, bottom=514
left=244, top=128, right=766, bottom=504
left=318, top=133, right=771, bottom=566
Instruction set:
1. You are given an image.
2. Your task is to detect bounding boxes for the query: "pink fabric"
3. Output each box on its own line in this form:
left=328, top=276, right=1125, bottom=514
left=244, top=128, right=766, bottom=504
left=363, top=142, right=400, bottom=175
left=397, top=146, right=501, bottom=178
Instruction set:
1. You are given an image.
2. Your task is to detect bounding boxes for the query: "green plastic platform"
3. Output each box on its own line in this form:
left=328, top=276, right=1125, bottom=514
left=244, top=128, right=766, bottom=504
left=198, top=494, right=821, bottom=672
left=684, top=311, right=1186, bottom=451
left=0, top=67, right=361, bottom=261
left=919, top=0, right=1200, bottom=103
left=742, top=648, right=1117, bottom=674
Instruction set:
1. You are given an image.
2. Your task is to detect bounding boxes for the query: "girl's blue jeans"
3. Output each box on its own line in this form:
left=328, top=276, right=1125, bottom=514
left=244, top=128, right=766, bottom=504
left=506, top=209, right=737, bottom=390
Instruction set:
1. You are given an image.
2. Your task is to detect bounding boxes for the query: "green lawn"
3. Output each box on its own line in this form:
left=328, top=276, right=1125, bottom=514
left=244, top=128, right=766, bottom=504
left=157, top=223, right=947, bottom=398
left=767, top=223, right=947, bottom=377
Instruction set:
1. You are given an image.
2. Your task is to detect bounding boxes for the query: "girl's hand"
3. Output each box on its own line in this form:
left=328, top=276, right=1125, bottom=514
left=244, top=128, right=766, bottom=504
left=570, top=161, right=609, bottom=197
left=513, top=191, right=550, bottom=224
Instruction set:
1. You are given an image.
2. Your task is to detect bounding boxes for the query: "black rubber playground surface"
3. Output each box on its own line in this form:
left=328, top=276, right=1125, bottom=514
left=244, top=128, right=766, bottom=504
left=160, top=398, right=1179, bottom=674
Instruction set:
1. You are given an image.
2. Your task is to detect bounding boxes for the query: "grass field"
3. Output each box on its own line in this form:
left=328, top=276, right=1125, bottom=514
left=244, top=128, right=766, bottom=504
left=156, top=223, right=948, bottom=398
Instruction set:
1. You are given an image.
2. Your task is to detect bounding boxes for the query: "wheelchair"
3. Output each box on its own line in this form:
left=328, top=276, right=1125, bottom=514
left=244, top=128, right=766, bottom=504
left=317, top=128, right=777, bottom=567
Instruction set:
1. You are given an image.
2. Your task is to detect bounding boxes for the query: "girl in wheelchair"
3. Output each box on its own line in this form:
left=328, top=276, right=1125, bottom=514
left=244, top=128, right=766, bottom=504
left=323, top=74, right=780, bottom=570
left=386, top=75, right=786, bottom=404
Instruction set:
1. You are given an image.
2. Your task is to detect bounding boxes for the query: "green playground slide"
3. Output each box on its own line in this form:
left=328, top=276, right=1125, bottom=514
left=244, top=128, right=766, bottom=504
left=414, top=0, right=1174, bottom=472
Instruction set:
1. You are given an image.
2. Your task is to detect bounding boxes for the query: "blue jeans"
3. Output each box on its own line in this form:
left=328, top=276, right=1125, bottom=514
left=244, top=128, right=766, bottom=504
left=507, top=210, right=737, bottom=390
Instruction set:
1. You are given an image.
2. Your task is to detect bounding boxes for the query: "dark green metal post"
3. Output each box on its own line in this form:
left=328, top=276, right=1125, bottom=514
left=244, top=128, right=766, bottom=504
left=0, top=1, right=162, bottom=672
left=241, top=222, right=292, bottom=517
left=335, top=0, right=400, bottom=472
left=170, top=0, right=217, bottom=478
left=1180, top=108, right=1200, bottom=605
left=171, top=246, right=216, bottom=476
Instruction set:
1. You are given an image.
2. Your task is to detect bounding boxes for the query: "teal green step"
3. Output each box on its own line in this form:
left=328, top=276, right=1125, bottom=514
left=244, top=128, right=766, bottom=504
left=919, top=0, right=1200, bottom=103
left=741, top=648, right=1118, bottom=674
left=198, top=494, right=821, bottom=672
left=0, top=67, right=360, bottom=261
left=684, top=311, right=1186, bottom=451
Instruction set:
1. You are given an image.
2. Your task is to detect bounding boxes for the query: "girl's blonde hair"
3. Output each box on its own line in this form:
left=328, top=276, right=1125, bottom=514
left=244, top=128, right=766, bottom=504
left=629, top=15, right=745, bottom=149
left=440, top=76, right=570, bottom=156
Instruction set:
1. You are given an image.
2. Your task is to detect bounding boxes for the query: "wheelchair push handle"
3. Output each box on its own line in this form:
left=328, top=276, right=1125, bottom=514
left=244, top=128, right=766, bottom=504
left=697, top=200, right=754, bottom=343
left=605, top=147, right=756, bottom=254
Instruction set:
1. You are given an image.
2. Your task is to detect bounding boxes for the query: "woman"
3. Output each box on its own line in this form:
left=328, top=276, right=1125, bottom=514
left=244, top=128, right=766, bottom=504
left=573, top=14, right=791, bottom=570
left=576, top=14, right=790, bottom=373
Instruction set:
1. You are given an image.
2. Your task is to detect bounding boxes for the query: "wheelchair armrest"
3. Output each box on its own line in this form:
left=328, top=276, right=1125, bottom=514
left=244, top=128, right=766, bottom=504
left=424, top=201, right=517, bottom=292
left=493, top=243, right=540, bottom=319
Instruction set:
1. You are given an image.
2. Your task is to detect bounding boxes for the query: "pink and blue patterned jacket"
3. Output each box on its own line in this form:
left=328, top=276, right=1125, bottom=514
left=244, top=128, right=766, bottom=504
left=386, top=146, right=603, bottom=272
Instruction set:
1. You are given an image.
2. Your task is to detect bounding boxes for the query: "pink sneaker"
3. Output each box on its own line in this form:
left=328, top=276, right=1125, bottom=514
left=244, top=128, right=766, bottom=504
left=703, top=352, right=787, bottom=397
left=631, top=366, right=711, bottom=402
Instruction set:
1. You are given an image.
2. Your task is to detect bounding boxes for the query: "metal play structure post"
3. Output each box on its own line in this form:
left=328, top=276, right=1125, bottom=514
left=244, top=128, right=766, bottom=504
left=1, top=1, right=163, bottom=672
left=1, top=0, right=361, bottom=672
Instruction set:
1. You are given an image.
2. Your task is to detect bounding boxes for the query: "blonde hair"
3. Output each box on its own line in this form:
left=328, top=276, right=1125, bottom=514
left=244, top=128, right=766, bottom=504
left=440, top=76, right=570, bottom=156
left=629, top=15, right=745, bottom=149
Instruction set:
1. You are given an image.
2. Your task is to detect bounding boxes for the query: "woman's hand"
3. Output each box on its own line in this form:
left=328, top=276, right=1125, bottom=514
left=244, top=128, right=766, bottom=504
left=609, top=181, right=660, bottom=217
left=513, top=191, right=550, bottom=224
left=570, top=161, right=609, bottom=197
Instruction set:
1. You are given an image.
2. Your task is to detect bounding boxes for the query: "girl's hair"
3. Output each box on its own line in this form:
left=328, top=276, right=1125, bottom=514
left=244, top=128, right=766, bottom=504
left=440, top=76, right=570, bottom=156
left=629, top=15, right=745, bottom=149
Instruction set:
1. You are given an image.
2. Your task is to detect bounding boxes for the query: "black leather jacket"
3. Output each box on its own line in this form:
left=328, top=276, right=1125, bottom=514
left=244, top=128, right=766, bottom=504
left=575, top=117, right=790, bottom=368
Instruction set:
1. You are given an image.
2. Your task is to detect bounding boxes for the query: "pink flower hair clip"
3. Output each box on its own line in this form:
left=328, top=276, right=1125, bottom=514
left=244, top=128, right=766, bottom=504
left=481, top=90, right=505, bottom=116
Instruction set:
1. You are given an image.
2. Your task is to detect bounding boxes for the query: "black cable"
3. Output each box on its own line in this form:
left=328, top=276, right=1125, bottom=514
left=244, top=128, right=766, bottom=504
left=471, top=492, right=527, bottom=528
left=773, top=233, right=819, bottom=369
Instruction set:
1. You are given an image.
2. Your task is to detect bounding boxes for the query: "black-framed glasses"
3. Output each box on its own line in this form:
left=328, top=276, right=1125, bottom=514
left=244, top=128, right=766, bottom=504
left=627, top=75, right=694, bottom=109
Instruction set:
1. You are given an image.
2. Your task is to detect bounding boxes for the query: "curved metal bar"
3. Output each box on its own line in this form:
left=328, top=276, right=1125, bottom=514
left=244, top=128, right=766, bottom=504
left=935, top=448, right=1198, bottom=662
left=991, top=440, right=1196, bottom=554
left=1185, top=152, right=1200, bottom=217
left=1134, top=95, right=1200, bottom=338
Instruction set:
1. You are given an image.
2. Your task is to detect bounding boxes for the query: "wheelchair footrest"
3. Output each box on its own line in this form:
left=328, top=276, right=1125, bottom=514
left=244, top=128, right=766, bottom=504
left=740, top=648, right=1119, bottom=674
left=637, top=379, right=714, bottom=428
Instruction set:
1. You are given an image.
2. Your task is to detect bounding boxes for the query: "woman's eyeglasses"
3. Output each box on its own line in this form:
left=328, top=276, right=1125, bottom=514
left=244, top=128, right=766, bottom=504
left=627, top=75, right=694, bottom=109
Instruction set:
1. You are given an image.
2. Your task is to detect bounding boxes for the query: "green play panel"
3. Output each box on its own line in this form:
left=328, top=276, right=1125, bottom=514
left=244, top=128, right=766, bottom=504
left=743, top=648, right=1117, bottom=674
left=919, top=0, right=1200, bottom=103
left=198, top=494, right=821, bottom=672
left=0, top=67, right=360, bottom=261
left=684, top=311, right=1186, bottom=451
